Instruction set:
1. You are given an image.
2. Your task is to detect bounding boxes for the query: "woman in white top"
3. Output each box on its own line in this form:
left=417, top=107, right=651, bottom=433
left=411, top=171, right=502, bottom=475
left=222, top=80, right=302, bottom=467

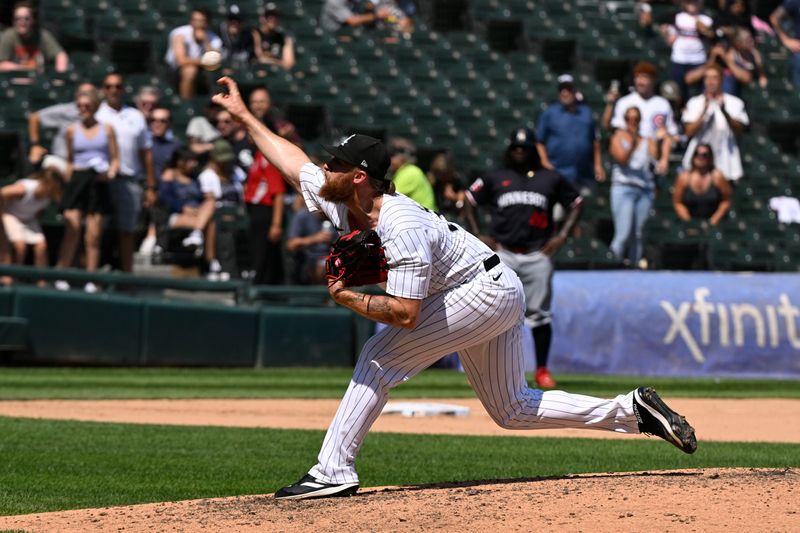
left=0, top=167, right=65, bottom=269
left=660, top=0, right=714, bottom=104
left=608, top=106, right=659, bottom=266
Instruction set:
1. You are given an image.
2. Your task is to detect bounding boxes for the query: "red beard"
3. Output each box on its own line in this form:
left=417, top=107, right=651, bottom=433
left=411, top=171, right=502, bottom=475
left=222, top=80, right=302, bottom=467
left=319, top=174, right=354, bottom=202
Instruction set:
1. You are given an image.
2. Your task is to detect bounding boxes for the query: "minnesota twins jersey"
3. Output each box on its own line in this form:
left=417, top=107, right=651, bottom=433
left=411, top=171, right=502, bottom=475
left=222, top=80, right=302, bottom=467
left=300, top=162, right=493, bottom=299
left=467, top=168, right=581, bottom=250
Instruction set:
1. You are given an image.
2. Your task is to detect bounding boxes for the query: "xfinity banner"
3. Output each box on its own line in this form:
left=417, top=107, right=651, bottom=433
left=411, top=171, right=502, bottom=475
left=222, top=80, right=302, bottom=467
left=549, top=272, right=800, bottom=378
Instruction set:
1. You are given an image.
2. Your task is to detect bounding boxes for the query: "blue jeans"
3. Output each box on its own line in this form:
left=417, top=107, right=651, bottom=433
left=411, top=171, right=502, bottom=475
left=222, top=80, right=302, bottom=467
left=610, top=183, right=654, bottom=264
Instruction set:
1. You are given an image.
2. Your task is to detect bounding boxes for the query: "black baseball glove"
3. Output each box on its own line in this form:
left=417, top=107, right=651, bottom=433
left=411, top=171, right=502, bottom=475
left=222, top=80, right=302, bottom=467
left=325, top=229, right=389, bottom=287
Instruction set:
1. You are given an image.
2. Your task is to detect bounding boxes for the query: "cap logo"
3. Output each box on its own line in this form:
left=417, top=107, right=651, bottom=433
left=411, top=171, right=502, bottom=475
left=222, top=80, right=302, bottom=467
left=361, top=159, right=368, bottom=167
left=339, top=134, right=356, bottom=147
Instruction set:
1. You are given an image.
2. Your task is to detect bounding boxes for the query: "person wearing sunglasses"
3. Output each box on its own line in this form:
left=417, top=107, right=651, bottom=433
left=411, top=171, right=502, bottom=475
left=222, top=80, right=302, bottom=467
left=608, top=106, right=658, bottom=267
left=673, top=142, right=732, bottom=226
left=0, top=1, right=68, bottom=73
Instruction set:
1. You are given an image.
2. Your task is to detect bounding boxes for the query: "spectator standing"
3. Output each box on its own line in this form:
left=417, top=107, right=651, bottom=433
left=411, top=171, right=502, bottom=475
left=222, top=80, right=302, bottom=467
left=95, top=72, right=157, bottom=272
left=133, top=86, right=160, bottom=123
left=248, top=86, right=301, bottom=144
left=466, top=128, right=583, bottom=389
left=158, top=147, right=217, bottom=265
left=715, top=0, right=755, bottom=40
left=659, top=0, right=715, bottom=104
left=608, top=107, right=659, bottom=266
left=722, top=28, right=768, bottom=96
left=771, top=1, right=800, bottom=86
left=57, top=90, right=119, bottom=290
left=138, top=106, right=179, bottom=256
left=604, top=61, right=678, bottom=177
left=286, top=196, right=336, bottom=284
left=27, top=82, right=95, bottom=166
left=0, top=168, right=64, bottom=270
left=149, top=107, right=179, bottom=180
left=673, top=143, right=732, bottom=224
left=165, top=8, right=223, bottom=99
left=681, top=65, right=749, bottom=184
left=219, top=4, right=255, bottom=67
left=252, top=3, right=295, bottom=70
left=536, top=74, right=605, bottom=192
left=320, top=0, right=392, bottom=33
left=0, top=1, right=67, bottom=74
left=214, top=109, right=253, bottom=170
left=243, top=150, right=286, bottom=285
left=388, top=137, right=436, bottom=211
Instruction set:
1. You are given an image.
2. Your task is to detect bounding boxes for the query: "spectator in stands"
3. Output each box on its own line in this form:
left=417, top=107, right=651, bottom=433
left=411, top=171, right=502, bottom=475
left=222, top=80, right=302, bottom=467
left=715, top=0, right=755, bottom=40
left=165, top=8, right=223, bottom=99
left=197, top=139, right=244, bottom=280
left=286, top=195, right=336, bottom=284
left=659, top=0, right=715, bottom=104
left=427, top=152, right=479, bottom=233
left=248, top=86, right=301, bottom=145
left=96, top=72, right=157, bottom=273
left=134, top=86, right=161, bottom=123
left=139, top=106, right=180, bottom=256
left=0, top=1, right=67, bottom=74
left=244, top=150, right=286, bottom=285
left=636, top=1, right=655, bottom=35
left=608, top=106, right=658, bottom=267
left=214, top=109, right=253, bottom=171
left=320, top=0, right=392, bottom=33
left=374, top=0, right=415, bottom=35
left=388, top=137, right=436, bottom=211
left=27, top=82, right=95, bottom=167
left=57, top=89, right=119, bottom=291
left=673, top=143, right=732, bottom=225
left=604, top=61, right=677, bottom=177
left=186, top=100, right=222, bottom=157
left=252, top=3, right=295, bottom=70
left=722, top=28, right=768, bottom=95
left=158, top=147, right=217, bottom=266
left=536, top=74, right=605, bottom=192
left=0, top=167, right=64, bottom=271
left=149, top=107, right=179, bottom=180
left=681, top=65, right=749, bottom=184
left=219, top=4, right=255, bottom=67
left=770, top=1, right=800, bottom=86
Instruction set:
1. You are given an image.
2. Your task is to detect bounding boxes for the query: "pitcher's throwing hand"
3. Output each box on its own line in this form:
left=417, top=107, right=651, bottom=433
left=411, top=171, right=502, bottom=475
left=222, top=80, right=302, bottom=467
left=211, top=77, right=249, bottom=121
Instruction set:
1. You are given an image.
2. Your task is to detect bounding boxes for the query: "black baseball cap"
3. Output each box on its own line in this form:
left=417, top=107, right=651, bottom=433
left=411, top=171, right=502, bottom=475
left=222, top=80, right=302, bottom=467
left=322, top=134, right=391, bottom=181
left=508, top=127, right=536, bottom=149
left=226, top=4, right=242, bottom=20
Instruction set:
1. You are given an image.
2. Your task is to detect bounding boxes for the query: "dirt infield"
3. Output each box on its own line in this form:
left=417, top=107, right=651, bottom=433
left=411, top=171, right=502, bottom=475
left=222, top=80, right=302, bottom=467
left=1, top=398, right=799, bottom=532
left=0, top=469, right=797, bottom=532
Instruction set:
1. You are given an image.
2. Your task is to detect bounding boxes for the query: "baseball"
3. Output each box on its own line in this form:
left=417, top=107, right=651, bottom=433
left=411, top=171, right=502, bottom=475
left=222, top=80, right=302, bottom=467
left=200, top=50, right=222, bottom=71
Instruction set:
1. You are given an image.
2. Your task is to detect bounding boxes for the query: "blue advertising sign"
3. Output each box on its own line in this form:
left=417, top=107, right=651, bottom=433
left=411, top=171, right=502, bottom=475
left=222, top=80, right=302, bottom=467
left=549, top=272, right=800, bottom=379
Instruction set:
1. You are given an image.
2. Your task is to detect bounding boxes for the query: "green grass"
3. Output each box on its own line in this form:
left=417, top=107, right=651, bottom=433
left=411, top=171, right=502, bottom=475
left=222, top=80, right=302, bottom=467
left=0, top=367, right=798, bottom=400
left=0, top=417, right=798, bottom=516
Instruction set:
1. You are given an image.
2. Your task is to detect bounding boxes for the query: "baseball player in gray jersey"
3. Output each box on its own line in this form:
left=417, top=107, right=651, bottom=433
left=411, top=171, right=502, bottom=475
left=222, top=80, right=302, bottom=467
left=212, top=77, right=697, bottom=501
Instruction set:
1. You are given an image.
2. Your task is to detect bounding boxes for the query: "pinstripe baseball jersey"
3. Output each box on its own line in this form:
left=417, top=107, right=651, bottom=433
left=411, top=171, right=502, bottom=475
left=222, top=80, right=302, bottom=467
left=300, top=162, right=494, bottom=299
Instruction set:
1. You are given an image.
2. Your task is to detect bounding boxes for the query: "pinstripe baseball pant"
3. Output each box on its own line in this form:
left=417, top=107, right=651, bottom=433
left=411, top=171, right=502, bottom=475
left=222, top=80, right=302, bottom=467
left=309, top=261, right=640, bottom=484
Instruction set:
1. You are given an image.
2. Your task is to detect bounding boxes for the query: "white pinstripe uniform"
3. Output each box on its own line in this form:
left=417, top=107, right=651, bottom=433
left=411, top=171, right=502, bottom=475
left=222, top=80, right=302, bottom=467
left=299, top=162, right=641, bottom=485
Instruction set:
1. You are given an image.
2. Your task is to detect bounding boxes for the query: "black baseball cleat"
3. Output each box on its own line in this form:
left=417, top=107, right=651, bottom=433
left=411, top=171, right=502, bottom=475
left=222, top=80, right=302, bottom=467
left=633, top=387, right=697, bottom=454
left=274, top=474, right=359, bottom=500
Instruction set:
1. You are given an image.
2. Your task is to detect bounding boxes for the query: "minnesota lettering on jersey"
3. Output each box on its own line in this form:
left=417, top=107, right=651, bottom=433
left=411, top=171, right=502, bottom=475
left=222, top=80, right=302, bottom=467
left=496, top=190, right=548, bottom=209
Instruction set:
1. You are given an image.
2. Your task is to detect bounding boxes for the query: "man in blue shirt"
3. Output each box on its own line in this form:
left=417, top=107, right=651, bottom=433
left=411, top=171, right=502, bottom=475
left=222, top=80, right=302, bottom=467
left=771, top=0, right=800, bottom=86
left=536, top=75, right=605, bottom=191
